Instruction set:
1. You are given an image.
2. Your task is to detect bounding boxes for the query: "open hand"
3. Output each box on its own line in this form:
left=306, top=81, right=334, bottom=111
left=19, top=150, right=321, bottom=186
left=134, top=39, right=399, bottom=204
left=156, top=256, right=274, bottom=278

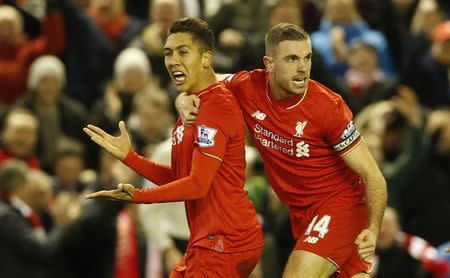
left=85, top=183, right=135, bottom=202
left=175, top=92, right=200, bottom=126
left=355, top=228, right=377, bottom=261
left=83, top=121, right=132, bottom=160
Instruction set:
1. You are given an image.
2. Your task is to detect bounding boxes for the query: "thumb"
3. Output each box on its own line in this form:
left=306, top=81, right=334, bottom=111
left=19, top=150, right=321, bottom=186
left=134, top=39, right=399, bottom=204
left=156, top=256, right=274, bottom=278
left=118, top=121, right=128, bottom=136
left=355, top=230, right=368, bottom=244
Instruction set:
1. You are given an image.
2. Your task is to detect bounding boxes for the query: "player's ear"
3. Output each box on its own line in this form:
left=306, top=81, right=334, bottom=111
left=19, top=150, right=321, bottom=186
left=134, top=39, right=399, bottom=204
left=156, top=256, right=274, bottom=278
left=202, top=51, right=213, bottom=68
left=263, top=55, right=273, bottom=72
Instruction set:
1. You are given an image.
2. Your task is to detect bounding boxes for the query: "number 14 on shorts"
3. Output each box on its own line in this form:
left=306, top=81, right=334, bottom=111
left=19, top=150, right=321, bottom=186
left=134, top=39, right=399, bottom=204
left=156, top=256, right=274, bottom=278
left=303, top=215, right=331, bottom=244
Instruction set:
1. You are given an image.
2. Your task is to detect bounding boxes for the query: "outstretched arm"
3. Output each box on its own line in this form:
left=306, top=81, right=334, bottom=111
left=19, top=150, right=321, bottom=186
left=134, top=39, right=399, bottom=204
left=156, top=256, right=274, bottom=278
left=86, top=148, right=221, bottom=203
left=342, top=141, right=387, bottom=261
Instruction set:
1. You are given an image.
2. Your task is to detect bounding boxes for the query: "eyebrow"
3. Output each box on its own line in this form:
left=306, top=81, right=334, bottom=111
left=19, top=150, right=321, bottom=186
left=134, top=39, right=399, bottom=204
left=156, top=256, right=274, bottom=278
left=164, top=45, right=190, bottom=51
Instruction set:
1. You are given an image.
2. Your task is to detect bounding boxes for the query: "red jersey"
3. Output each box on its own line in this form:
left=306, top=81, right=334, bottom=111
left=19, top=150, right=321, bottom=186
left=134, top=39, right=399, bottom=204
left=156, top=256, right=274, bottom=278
left=127, top=83, right=263, bottom=253
left=224, top=70, right=365, bottom=208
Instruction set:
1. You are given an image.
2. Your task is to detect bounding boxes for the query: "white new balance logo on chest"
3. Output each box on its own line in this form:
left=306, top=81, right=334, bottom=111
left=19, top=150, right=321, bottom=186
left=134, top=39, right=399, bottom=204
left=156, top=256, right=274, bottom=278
left=251, top=110, right=267, bottom=120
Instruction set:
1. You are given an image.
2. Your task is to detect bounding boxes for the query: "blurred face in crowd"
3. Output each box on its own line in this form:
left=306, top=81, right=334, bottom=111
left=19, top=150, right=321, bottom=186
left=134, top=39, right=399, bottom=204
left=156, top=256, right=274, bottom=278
left=265, top=38, right=312, bottom=99
left=2, top=112, right=38, bottom=158
left=348, top=44, right=379, bottom=75
left=26, top=170, right=53, bottom=213
left=151, top=0, right=181, bottom=31
left=137, top=102, right=170, bottom=140
left=35, top=74, right=63, bottom=105
left=53, top=155, right=84, bottom=189
left=427, top=109, right=450, bottom=155
left=377, top=207, right=401, bottom=250
left=325, top=0, right=358, bottom=25
left=432, top=40, right=450, bottom=66
left=0, top=5, right=23, bottom=45
left=164, top=32, right=213, bottom=94
left=269, top=2, right=302, bottom=27
left=119, top=67, right=148, bottom=93
left=90, top=0, right=123, bottom=20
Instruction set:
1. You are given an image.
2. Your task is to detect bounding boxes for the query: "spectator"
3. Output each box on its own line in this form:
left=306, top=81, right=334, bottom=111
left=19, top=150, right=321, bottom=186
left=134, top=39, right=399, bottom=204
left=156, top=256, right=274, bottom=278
left=403, top=20, right=450, bottom=108
left=16, top=55, right=88, bottom=170
left=90, top=47, right=154, bottom=134
left=344, top=40, right=397, bottom=113
left=311, top=0, right=394, bottom=77
left=0, top=108, right=40, bottom=168
left=130, top=0, right=182, bottom=87
left=60, top=0, right=145, bottom=108
left=0, top=160, right=79, bottom=278
left=0, top=4, right=65, bottom=106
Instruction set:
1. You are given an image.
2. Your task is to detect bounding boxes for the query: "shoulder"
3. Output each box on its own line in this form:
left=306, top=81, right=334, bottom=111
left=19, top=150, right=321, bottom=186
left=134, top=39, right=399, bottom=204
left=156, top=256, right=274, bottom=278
left=202, top=84, right=241, bottom=115
left=226, top=69, right=267, bottom=87
left=308, top=79, right=346, bottom=108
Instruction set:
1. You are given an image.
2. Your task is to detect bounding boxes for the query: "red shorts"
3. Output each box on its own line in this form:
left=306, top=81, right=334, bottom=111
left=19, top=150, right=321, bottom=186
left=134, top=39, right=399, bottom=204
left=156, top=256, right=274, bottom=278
left=291, top=194, right=373, bottom=277
left=169, top=246, right=262, bottom=278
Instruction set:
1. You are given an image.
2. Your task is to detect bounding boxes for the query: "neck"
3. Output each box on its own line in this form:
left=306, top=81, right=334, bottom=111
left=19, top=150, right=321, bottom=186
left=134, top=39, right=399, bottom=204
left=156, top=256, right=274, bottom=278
left=188, top=70, right=217, bottom=95
left=268, top=73, right=297, bottom=100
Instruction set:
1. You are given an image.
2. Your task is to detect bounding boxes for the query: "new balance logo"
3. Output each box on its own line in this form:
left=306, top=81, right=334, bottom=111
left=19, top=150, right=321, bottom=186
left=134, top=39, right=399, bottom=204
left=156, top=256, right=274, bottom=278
left=303, top=236, right=319, bottom=244
left=296, top=141, right=310, bottom=157
left=251, top=110, right=267, bottom=120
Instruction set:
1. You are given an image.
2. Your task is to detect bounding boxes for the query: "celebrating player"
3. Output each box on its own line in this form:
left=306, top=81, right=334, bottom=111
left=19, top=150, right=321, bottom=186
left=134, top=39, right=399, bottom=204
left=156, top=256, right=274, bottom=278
left=176, top=23, right=387, bottom=278
left=84, top=17, right=263, bottom=277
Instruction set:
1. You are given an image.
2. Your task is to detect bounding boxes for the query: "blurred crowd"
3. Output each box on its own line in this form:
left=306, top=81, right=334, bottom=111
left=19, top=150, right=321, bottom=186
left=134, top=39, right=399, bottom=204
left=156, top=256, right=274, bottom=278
left=0, top=0, right=449, bottom=277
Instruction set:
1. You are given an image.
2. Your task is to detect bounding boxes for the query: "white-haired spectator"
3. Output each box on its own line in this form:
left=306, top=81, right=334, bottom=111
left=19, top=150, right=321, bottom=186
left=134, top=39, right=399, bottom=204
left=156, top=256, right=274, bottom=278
left=15, top=55, right=88, bottom=172
left=27, top=55, right=66, bottom=94
left=114, top=47, right=152, bottom=93
left=91, top=47, right=159, bottom=135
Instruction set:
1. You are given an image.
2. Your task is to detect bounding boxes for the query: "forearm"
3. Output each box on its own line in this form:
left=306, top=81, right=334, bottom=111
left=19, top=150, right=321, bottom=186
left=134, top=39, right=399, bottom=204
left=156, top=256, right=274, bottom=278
left=132, top=175, right=203, bottom=203
left=122, top=150, right=175, bottom=185
left=132, top=150, right=220, bottom=204
left=364, top=173, right=387, bottom=234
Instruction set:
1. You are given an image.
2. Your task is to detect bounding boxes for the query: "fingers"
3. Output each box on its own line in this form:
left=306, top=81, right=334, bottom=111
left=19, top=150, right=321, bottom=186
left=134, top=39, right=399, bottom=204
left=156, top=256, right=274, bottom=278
left=192, top=96, right=201, bottom=108
left=182, top=113, right=198, bottom=126
left=118, top=183, right=134, bottom=196
left=90, top=134, right=110, bottom=150
left=85, top=190, right=111, bottom=199
left=85, top=124, right=110, bottom=138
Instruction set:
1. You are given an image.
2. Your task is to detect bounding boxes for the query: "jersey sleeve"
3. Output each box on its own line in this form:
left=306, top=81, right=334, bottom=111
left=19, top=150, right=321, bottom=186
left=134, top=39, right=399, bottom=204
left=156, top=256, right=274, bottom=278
left=132, top=148, right=221, bottom=203
left=325, top=97, right=363, bottom=156
left=193, top=94, right=242, bottom=162
left=122, top=150, right=176, bottom=185
left=222, top=70, right=249, bottom=98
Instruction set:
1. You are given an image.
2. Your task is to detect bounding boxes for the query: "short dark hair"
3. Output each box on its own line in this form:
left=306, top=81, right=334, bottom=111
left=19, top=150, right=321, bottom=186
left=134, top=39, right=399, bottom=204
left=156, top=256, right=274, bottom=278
left=265, top=23, right=309, bottom=55
left=168, top=17, right=215, bottom=53
left=0, top=159, right=28, bottom=192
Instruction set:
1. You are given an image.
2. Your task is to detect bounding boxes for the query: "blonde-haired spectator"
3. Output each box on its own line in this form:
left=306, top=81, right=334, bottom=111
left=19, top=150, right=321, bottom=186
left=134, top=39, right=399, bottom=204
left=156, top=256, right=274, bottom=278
left=0, top=108, right=40, bottom=168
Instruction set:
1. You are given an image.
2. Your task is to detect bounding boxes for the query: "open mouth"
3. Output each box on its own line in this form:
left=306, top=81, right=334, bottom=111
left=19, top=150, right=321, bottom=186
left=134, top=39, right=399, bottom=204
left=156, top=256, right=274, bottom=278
left=172, top=71, right=186, bottom=84
left=293, top=77, right=307, bottom=86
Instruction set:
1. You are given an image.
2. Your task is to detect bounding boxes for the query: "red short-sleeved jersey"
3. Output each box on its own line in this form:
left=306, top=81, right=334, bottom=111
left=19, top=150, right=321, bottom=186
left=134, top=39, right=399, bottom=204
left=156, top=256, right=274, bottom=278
left=171, top=83, right=263, bottom=253
left=224, top=70, right=365, bottom=209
